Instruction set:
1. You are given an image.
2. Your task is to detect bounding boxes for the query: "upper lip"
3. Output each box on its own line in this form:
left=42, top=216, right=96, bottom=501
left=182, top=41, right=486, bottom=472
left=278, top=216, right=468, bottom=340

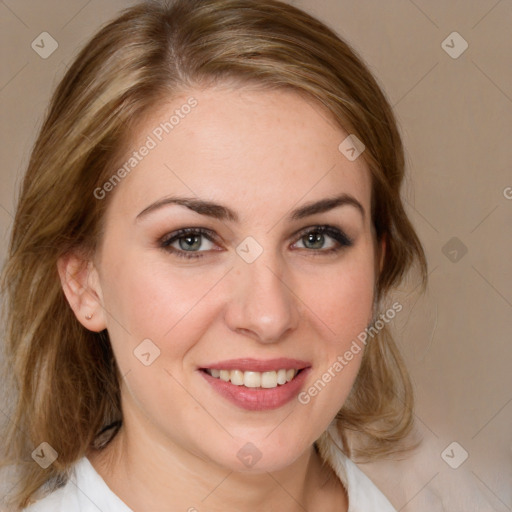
left=200, top=358, right=311, bottom=372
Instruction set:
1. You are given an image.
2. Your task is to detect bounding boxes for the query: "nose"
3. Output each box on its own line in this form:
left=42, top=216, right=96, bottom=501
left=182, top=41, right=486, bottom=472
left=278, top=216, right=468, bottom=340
left=224, top=251, right=301, bottom=344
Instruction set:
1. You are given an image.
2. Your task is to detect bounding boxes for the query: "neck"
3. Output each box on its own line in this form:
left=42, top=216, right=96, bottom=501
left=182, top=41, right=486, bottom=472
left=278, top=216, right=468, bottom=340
left=88, top=408, right=347, bottom=511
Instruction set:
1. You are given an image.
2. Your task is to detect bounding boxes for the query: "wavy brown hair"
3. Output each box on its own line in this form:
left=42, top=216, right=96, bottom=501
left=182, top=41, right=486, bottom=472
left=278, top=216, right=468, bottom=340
left=0, top=0, right=427, bottom=508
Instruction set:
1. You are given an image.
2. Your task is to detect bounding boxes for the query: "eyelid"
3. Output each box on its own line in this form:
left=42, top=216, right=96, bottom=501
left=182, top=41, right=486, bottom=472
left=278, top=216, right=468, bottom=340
left=159, top=227, right=222, bottom=255
left=159, top=227, right=219, bottom=245
left=159, top=224, right=353, bottom=259
left=291, top=224, right=353, bottom=247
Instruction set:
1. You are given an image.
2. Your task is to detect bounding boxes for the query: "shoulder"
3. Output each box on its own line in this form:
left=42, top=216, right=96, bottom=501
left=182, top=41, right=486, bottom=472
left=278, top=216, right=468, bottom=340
left=341, top=454, right=398, bottom=512
left=22, top=479, right=81, bottom=512
left=22, top=457, right=132, bottom=512
left=316, top=429, right=398, bottom=512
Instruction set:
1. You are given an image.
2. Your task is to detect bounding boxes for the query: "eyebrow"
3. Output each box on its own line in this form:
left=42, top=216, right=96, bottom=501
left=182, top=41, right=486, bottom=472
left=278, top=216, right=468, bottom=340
left=136, top=193, right=365, bottom=223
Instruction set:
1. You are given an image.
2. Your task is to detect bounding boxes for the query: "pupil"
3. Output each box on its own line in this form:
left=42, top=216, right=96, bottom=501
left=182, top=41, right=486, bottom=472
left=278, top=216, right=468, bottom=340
left=180, top=235, right=200, bottom=251
left=307, top=232, right=323, bottom=249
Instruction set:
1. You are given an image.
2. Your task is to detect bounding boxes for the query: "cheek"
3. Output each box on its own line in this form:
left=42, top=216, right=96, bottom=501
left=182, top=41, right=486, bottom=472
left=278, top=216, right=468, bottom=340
left=296, top=245, right=375, bottom=407
left=100, top=235, right=376, bottom=360
left=98, top=247, right=226, bottom=365
left=305, top=248, right=375, bottom=345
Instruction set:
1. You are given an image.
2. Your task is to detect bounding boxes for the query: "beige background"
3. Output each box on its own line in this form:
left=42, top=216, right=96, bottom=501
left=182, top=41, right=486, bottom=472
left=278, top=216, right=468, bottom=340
left=1, top=0, right=511, bottom=510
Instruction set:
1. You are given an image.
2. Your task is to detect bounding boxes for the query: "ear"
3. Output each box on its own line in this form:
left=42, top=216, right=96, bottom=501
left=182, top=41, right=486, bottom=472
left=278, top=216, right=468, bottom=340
left=57, top=251, right=107, bottom=332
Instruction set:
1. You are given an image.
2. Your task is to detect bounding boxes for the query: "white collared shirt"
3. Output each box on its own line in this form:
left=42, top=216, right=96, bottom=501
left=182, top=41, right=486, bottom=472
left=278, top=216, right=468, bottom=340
left=23, top=449, right=397, bottom=512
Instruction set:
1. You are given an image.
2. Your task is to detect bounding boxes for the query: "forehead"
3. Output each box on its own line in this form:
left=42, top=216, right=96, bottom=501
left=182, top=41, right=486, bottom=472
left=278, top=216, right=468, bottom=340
left=105, top=86, right=372, bottom=224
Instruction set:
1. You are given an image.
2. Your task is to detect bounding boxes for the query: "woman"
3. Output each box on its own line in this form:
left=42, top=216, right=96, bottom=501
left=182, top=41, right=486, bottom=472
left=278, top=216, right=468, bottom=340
left=0, top=0, right=427, bottom=510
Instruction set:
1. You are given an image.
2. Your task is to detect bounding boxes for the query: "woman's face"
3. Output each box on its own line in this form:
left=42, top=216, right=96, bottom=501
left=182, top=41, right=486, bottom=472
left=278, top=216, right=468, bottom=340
left=89, top=85, right=380, bottom=472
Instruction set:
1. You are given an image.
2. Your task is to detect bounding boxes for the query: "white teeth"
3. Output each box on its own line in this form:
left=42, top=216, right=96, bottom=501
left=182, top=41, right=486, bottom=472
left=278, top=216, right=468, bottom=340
left=244, top=371, right=261, bottom=388
left=231, top=370, right=244, bottom=386
left=206, top=368, right=299, bottom=388
left=276, top=369, right=287, bottom=385
left=261, top=371, right=276, bottom=388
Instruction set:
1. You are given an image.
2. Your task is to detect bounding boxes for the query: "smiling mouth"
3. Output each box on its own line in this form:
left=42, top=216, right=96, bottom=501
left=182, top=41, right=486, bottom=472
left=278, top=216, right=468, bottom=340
left=202, top=368, right=302, bottom=388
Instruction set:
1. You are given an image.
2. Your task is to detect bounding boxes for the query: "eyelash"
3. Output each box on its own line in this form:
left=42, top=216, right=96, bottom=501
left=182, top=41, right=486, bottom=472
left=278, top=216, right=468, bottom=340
left=159, top=225, right=353, bottom=260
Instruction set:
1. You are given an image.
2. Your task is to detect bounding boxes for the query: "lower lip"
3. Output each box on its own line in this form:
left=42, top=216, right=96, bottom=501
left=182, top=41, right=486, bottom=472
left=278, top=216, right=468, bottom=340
left=200, top=369, right=310, bottom=411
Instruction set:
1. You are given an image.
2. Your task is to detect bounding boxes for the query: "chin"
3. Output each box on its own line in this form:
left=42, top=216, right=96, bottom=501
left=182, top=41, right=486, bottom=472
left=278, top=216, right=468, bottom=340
left=202, top=435, right=313, bottom=474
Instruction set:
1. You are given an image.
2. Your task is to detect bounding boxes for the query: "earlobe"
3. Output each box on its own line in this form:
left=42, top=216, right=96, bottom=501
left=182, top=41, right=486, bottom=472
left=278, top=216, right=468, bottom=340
left=57, top=252, right=107, bottom=332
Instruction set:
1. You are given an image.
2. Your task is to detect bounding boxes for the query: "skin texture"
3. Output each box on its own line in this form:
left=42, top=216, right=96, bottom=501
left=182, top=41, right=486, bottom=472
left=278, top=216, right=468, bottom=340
left=59, top=85, right=384, bottom=511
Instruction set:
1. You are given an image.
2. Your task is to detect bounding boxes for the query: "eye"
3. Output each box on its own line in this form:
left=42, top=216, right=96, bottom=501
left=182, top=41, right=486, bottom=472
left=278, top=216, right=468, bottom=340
left=292, top=225, right=353, bottom=255
left=159, top=228, right=219, bottom=259
left=159, top=225, right=353, bottom=260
